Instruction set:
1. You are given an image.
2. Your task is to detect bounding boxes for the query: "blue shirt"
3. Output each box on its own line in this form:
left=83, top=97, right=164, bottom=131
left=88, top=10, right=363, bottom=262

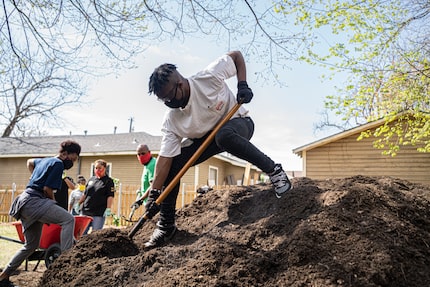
left=9, top=157, right=63, bottom=226
left=27, top=157, right=64, bottom=192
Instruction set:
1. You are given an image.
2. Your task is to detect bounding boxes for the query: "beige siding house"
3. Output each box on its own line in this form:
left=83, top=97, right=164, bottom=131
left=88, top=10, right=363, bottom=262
left=293, top=118, right=430, bottom=186
left=0, top=132, right=262, bottom=190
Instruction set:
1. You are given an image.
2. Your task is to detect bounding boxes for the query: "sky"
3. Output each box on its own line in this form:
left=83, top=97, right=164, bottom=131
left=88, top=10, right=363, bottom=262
left=51, top=38, right=344, bottom=171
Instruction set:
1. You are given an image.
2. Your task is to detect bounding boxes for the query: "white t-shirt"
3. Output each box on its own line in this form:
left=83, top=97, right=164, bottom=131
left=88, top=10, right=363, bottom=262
left=159, top=54, right=249, bottom=157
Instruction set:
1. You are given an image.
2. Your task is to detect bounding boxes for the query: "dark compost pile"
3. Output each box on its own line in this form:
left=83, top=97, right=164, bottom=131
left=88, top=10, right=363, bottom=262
left=36, top=176, right=430, bottom=287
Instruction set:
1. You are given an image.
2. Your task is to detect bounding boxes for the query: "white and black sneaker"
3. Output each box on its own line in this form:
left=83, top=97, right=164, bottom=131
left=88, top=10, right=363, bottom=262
left=144, top=223, right=177, bottom=249
left=268, top=164, right=292, bottom=198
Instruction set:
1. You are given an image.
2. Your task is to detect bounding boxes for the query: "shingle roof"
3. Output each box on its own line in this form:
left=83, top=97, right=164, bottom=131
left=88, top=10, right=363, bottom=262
left=0, top=132, right=260, bottom=170
left=0, top=132, right=162, bottom=157
left=292, top=117, right=386, bottom=157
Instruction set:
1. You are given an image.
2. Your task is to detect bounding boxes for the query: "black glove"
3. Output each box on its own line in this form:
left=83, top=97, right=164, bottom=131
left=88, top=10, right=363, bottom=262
left=130, top=198, right=144, bottom=209
left=237, top=81, right=253, bottom=104
left=144, top=189, right=162, bottom=219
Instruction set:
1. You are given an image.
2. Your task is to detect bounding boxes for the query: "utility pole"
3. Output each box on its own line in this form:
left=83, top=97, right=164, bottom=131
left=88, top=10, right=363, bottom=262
left=128, top=117, right=134, bottom=133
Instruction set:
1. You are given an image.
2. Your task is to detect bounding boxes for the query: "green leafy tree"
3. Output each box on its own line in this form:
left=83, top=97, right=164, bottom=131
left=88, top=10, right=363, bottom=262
left=276, top=0, right=430, bottom=154
left=6, top=0, right=428, bottom=154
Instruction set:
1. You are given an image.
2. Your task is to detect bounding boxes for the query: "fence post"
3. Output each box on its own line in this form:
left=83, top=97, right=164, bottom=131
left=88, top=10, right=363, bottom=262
left=181, top=183, right=186, bottom=208
left=117, top=182, right=122, bottom=217
left=10, top=183, right=16, bottom=222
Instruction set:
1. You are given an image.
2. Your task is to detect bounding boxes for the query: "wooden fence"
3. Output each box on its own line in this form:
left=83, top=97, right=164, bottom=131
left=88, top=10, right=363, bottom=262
left=0, top=183, right=206, bottom=227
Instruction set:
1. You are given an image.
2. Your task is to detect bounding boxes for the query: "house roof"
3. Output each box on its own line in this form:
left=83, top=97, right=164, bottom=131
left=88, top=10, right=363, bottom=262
left=0, top=132, right=260, bottom=170
left=0, top=132, right=162, bottom=157
left=293, top=117, right=386, bottom=157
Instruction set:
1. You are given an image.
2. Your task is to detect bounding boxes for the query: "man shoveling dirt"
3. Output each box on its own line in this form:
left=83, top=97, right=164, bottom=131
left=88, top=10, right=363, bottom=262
left=137, top=50, right=292, bottom=247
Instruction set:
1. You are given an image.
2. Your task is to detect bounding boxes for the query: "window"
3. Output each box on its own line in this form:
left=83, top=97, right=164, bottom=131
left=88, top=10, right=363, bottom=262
left=208, top=166, right=218, bottom=186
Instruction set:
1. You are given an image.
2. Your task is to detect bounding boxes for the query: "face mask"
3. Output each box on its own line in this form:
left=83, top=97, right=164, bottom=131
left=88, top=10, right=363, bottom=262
left=62, top=158, right=74, bottom=170
left=95, top=169, right=104, bottom=178
left=164, top=96, right=188, bottom=109
left=138, top=152, right=152, bottom=165
left=79, top=184, right=85, bottom=191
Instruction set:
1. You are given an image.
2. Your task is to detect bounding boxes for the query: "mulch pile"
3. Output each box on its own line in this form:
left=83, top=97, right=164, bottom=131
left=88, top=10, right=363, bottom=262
left=36, top=175, right=430, bottom=287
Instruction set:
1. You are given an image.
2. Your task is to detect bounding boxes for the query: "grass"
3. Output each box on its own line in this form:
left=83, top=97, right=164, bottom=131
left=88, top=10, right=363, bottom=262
left=0, top=223, right=22, bottom=269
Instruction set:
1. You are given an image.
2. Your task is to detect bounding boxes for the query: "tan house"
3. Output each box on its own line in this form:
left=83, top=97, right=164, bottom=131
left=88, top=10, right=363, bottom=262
left=0, top=132, right=262, bottom=191
left=293, top=118, right=430, bottom=186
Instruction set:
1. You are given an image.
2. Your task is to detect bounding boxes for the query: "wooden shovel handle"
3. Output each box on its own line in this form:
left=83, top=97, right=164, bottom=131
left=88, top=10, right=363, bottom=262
left=129, top=102, right=242, bottom=239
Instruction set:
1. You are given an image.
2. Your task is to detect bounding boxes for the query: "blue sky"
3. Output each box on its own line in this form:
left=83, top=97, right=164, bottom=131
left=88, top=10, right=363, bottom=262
left=52, top=38, right=344, bottom=171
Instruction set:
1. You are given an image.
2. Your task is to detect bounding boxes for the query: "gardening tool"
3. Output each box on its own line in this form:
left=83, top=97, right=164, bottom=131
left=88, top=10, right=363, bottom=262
left=121, top=203, right=139, bottom=222
left=128, top=204, right=138, bottom=221
left=128, top=102, right=242, bottom=239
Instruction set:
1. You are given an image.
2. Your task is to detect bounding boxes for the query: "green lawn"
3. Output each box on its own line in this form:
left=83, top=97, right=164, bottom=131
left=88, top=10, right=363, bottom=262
left=0, top=223, right=22, bottom=269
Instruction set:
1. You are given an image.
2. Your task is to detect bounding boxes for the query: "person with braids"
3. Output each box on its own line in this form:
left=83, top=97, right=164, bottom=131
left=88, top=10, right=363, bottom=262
left=0, top=140, right=81, bottom=287
left=142, top=50, right=292, bottom=249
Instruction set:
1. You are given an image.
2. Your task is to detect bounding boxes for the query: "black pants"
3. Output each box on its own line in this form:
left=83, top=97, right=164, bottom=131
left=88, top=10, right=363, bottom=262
left=159, top=117, right=275, bottom=225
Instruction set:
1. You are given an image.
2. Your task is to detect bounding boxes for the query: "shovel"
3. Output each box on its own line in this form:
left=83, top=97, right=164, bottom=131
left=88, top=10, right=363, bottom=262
left=128, top=102, right=242, bottom=238
left=120, top=204, right=138, bottom=223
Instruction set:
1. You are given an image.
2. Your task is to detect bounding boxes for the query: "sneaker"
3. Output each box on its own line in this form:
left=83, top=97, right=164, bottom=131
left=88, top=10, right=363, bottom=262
left=268, top=164, right=292, bottom=198
left=144, top=223, right=177, bottom=249
left=0, top=279, right=18, bottom=287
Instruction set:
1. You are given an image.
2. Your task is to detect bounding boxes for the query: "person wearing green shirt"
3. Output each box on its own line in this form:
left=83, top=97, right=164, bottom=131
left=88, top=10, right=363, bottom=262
left=132, top=144, right=156, bottom=208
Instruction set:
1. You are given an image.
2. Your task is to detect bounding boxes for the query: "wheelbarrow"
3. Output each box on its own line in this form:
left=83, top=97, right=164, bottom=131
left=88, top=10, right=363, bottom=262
left=0, top=215, right=93, bottom=270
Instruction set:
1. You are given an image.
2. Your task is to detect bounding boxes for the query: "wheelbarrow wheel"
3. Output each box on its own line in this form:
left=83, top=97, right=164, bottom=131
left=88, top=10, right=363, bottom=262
left=44, top=243, right=61, bottom=268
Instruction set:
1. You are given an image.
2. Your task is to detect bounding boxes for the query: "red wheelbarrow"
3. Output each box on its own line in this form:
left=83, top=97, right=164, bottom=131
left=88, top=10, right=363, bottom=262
left=0, top=215, right=92, bottom=270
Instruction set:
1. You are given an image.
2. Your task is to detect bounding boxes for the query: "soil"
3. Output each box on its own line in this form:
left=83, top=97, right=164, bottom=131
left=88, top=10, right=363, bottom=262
left=10, top=175, right=430, bottom=287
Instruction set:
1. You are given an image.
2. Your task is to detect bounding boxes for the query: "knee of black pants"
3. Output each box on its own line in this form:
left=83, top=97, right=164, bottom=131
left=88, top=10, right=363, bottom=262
left=215, top=118, right=253, bottom=149
left=214, top=127, right=230, bottom=148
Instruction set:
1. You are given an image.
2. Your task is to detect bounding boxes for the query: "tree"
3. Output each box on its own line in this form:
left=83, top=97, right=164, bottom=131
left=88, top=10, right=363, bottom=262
left=7, top=0, right=428, bottom=154
left=0, top=1, right=151, bottom=136
left=0, top=57, right=85, bottom=137
left=0, top=0, right=316, bottom=135
left=0, top=0, right=306, bottom=137
left=276, top=0, right=430, bottom=154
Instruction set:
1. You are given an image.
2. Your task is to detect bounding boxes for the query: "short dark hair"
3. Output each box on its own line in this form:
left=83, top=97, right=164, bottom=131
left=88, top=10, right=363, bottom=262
left=60, top=140, right=81, bottom=156
left=148, top=63, right=177, bottom=95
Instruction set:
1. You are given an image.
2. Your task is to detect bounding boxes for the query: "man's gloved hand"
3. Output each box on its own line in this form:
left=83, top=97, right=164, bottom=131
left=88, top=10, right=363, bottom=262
left=104, top=208, right=112, bottom=217
left=237, top=81, right=253, bottom=104
left=144, top=189, right=162, bottom=219
left=130, top=199, right=144, bottom=209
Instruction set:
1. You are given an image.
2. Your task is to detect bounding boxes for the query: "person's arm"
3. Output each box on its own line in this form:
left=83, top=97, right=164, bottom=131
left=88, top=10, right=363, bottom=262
left=43, top=186, right=55, bottom=200
left=141, top=187, right=151, bottom=201
left=104, top=195, right=114, bottom=217
left=227, top=50, right=253, bottom=104
left=151, top=156, right=173, bottom=190
left=78, top=194, right=86, bottom=205
left=27, top=159, right=35, bottom=173
left=68, top=192, right=75, bottom=212
left=227, top=50, right=247, bottom=82
left=64, top=177, right=76, bottom=190
left=106, top=196, right=114, bottom=209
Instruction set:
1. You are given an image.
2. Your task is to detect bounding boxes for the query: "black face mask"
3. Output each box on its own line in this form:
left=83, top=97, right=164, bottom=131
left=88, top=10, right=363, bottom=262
left=164, top=95, right=188, bottom=109
left=62, top=158, right=74, bottom=170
